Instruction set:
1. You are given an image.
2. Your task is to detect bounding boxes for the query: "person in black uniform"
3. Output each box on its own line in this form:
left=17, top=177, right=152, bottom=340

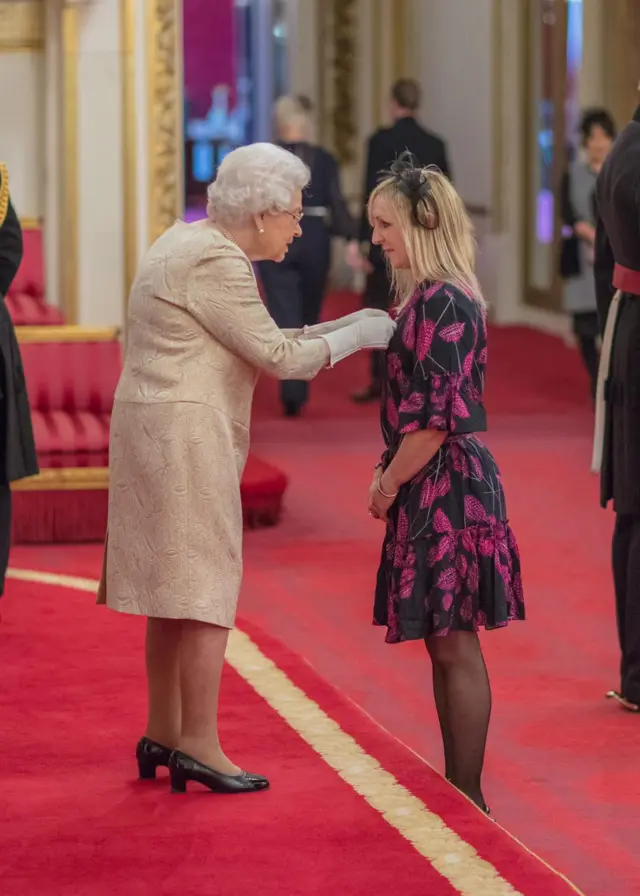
left=592, top=98, right=640, bottom=713
left=0, top=164, right=39, bottom=597
left=257, top=96, right=359, bottom=417
left=352, top=79, right=452, bottom=402
left=352, top=78, right=452, bottom=402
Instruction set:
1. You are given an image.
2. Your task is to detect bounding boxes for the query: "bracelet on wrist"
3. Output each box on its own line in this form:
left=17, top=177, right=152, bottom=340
left=377, top=480, right=398, bottom=500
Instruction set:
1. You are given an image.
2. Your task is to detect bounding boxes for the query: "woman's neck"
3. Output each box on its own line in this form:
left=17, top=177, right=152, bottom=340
left=216, top=222, right=262, bottom=261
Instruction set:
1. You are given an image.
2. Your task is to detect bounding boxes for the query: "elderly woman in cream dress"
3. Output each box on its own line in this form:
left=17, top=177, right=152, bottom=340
left=99, top=142, right=395, bottom=796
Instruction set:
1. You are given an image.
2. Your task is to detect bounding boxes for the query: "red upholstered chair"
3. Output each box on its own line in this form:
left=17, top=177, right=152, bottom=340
left=5, top=226, right=65, bottom=325
left=11, top=327, right=122, bottom=543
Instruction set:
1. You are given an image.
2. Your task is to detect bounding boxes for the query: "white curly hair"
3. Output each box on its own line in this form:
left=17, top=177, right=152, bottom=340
left=206, top=142, right=310, bottom=226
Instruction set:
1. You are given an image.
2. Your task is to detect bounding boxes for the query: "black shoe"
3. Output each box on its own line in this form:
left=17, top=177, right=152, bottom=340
left=283, top=401, right=301, bottom=418
left=168, top=749, right=270, bottom=794
left=136, top=737, right=172, bottom=779
left=351, top=384, right=382, bottom=404
left=606, top=689, right=640, bottom=712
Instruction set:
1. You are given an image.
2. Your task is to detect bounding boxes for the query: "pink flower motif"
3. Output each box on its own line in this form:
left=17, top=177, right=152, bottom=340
left=416, top=318, right=436, bottom=360
left=433, top=509, right=453, bottom=534
left=441, top=592, right=453, bottom=611
left=436, top=568, right=460, bottom=591
left=461, top=528, right=476, bottom=553
left=422, top=281, right=443, bottom=302
left=464, top=496, right=489, bottom=523
left=399, top=567, right=416, bottom=599
left=387, top=352, right=402, bottom=379
left=399, top=420, right=420, bottom=433
left=460, top=596, right=473, bottom=622
left=470, top=457, right=483, bottom=479
left=452, top=392, right=470, bottom=420
left=439, top=322, right=465, bottom=343
left=419, top=470, right=451, bottom=508
left=427, top=414, right=448, bottom=430
left=478, top=347, right=488, bottom=365
left=403, top=309, right=416, bottom=349
left=478, top=534, right=495, bottom=557
left=456, top=553, right=468, bottom=578
left=396, top=507, right=409, bottom=544
left=467, top=561, right=479, bottom=591
left=462, top=351, right=474, bottom=377
left=399, top=391, right=425, bottom=415
left=450, top=443, right=470, bottom=477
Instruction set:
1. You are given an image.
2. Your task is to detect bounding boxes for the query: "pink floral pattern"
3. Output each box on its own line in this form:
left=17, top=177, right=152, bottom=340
left=373, top=282, right=524, bottom=643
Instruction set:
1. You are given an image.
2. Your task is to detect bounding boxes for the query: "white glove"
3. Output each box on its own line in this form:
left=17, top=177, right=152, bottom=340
left=321, top=315, right=396, bottom=367
left=300, top=309, right=390, bottom=339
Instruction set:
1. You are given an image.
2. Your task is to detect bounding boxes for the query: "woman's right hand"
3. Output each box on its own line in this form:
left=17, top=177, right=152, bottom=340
left=320, top=315, right=396, bottom=367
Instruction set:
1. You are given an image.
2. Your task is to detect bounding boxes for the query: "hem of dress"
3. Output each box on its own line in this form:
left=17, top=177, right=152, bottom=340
left=373, top=613, right=525, bottom=644
left=103, top=601, right=235, bottom=629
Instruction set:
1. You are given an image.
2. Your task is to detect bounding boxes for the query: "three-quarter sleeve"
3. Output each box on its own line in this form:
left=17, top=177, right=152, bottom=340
left=394, top=288, right=486, bottom=435
left=186, top=247, right=329, bottom=380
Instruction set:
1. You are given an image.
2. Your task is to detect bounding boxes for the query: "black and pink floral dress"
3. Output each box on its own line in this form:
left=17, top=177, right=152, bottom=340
left=373, top=281, right=524, bottom=644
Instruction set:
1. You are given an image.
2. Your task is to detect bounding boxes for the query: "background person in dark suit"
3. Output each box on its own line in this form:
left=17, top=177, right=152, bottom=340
left=0, top=164, right=39, bottom=597
left=592, top=97, right=640, bottom=714
left=352, top=79, right=452, bottom=402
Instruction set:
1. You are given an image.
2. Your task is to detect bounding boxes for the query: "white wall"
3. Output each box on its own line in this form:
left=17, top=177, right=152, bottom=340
left=413, top=0, right=493, bottom=213
left=0, top=51, right=45, bottom=219
left=76, top=0, right=124, bottom=326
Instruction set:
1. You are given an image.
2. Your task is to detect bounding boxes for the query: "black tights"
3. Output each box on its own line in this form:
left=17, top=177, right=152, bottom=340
left=426, top=631, right=491, bottom=810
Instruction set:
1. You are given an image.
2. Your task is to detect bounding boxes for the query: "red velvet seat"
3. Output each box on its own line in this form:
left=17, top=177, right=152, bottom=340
left=10, top=328, right=288, bottom=543
left=5, top=228, right=65, bottom=325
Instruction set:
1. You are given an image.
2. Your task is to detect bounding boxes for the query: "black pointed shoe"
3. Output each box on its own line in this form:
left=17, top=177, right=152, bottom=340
left=136, top=737, right=173, bottom=779
left=168, top=749, right=270, bottom=794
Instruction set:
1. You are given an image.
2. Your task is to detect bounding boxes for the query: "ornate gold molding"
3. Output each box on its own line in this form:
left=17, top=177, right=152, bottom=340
left=146, top=0, right=183, bottom=244
left=331, top=0, right=357, bottom=165
left=0, top=1, right=44, bottom=52
left=121, top=0, right=137, bottom=306
left=12, top=467, right=109, bottom=492
left=491, top=0, right=504, bottom=234
left=61, top=5, right=79, bottom=324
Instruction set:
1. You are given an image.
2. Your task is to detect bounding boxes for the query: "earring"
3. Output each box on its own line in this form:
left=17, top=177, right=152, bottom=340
left=259, top=228, right=264, bottom=233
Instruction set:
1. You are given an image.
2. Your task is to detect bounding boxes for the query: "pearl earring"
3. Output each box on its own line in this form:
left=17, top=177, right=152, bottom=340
left=259, top=228, right=264, bottom=233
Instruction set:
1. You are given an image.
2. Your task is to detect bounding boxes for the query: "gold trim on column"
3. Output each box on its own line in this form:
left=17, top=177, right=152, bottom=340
left=0, top=0, right=45, bottom=52
left=146, top=0, right=183, bottom=244
left=316, top=0, right=327, bottom=146
left=491, top=0, right=503, bottom=234
left=392, top=0, right=408, bottom=80
left=120, top=0, right=137, bottom=308
left=61, top=5, right=79, bottom=325
left=371, top=0, right=382, bottom=128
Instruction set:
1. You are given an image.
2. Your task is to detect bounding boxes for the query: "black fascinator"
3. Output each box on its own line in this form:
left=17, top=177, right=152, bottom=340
left=380, top=150, right=438, bottom=229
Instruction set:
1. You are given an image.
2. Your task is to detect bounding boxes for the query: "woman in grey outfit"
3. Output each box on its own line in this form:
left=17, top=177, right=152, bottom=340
left=562, top=108, right=616, bottom=398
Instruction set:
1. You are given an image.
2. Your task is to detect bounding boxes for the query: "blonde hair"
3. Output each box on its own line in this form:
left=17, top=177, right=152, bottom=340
left=368, top=166, right=485, bottom=312
left=273, top=95, right=310, bottom=141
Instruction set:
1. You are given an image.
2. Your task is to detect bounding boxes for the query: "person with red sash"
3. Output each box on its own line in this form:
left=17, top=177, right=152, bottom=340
left=592, top=97, right=640, bottom=713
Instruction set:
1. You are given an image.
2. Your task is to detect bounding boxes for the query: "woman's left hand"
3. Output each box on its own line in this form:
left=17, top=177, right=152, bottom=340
left=368, top=471, right=396, bottom=522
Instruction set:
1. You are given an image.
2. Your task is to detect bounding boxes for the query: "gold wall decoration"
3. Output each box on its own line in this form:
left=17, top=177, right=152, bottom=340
left=121, top=0, right=137, bottom=306
left=146, top=0, right=183, bottom=244
left=0, top=1, right=44, bottom=52
left=331, top=0, right=357, bottom=165
left=61, top=4, right=79, bottom=324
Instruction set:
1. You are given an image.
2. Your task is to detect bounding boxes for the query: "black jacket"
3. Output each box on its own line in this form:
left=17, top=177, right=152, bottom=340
left=360, top=116, right=452, bottom=260
left=0, top=185, right=38, bottom=484
left=593, top=106, right=640, bottom=511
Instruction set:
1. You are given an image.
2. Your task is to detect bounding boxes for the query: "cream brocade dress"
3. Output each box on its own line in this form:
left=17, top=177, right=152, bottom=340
left=99, top=221, right=327, bottom=627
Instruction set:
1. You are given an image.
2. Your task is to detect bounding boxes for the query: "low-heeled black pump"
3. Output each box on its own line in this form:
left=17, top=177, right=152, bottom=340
left=168, top=749, right=270, bottom=794
left=136, top=737, right=173, bottom=780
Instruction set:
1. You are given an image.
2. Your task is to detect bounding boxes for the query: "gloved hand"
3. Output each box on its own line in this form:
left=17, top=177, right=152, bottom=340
left=320, top=315, right=396, bottom=367
left=300, top=308, right=390, bottom=339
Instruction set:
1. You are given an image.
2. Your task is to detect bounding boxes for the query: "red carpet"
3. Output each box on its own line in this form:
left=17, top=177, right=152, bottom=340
left=4, top=292, right=638, bottom=895
left=0, top=577, right=580, bottom=895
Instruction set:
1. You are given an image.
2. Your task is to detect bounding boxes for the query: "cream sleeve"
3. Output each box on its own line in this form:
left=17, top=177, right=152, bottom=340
left=186, top=248, right=329, bottom=380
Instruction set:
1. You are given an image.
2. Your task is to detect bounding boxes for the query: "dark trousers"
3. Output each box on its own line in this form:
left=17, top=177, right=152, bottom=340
left=363, top=263, right=393, bottom=387
left=612, top=513, right=640, bottom=704
left=572, top=311, right=600, bottom=400
left=258, top=243, right=329, bottom=409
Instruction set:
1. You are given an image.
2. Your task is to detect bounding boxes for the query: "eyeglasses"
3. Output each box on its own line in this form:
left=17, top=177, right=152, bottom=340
left=282, top=208, right=304, bottom=223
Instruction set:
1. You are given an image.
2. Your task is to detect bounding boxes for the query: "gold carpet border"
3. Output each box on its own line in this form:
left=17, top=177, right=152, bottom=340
left=6, top=568, right=585, bottom=896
